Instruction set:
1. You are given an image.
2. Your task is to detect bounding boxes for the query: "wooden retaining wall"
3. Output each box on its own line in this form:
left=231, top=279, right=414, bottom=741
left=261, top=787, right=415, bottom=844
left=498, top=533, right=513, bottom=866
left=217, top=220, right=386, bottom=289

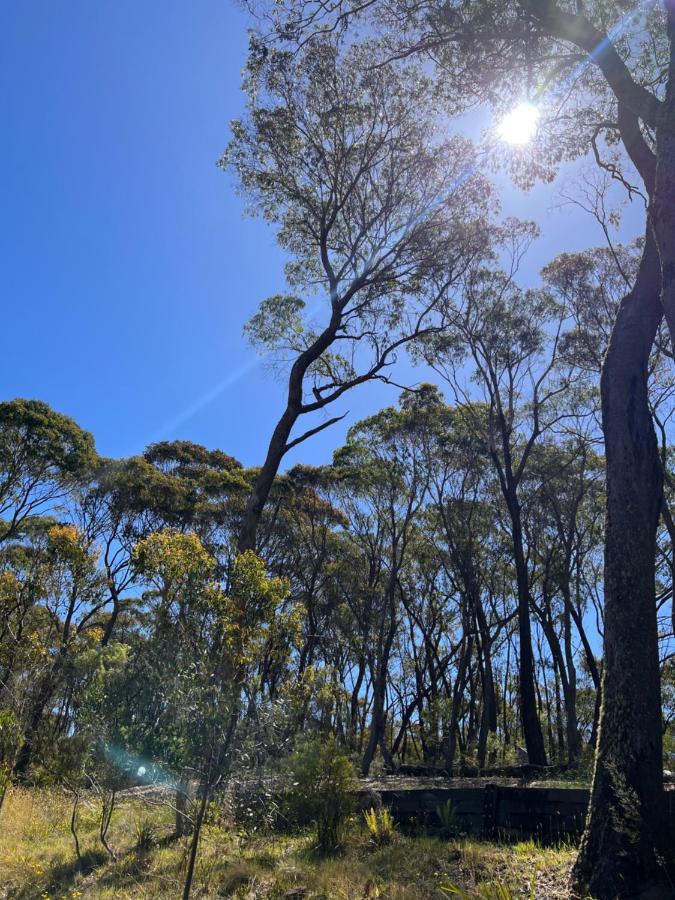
left=357, top=783, right=675, bottom=844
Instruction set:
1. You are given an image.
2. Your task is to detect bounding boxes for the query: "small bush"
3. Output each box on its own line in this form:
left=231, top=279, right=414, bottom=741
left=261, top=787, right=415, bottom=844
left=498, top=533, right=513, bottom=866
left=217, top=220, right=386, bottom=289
left=287, top=734, right=356, bottom=853
left=363, top=806, right=396, bottom=846
left=230, top=775, right=281, bottom=836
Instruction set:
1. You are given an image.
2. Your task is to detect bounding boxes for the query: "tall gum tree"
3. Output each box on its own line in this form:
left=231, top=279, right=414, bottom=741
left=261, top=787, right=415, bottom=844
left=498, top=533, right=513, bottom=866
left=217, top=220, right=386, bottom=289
left=222, top=37, right=494, bottom=552
left=249, top=1, right=675, bottom=892
left=421, top=258, right=571, bottom=767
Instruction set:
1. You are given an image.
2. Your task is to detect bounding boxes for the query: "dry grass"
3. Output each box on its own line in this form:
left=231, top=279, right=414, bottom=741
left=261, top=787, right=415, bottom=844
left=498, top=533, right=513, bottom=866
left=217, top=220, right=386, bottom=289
left=0, top=788, right=576, bottom=899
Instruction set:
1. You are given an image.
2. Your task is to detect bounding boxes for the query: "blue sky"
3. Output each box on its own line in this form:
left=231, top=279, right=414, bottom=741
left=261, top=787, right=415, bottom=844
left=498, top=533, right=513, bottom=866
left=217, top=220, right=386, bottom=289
left=1, top=1, right=645, bottom=469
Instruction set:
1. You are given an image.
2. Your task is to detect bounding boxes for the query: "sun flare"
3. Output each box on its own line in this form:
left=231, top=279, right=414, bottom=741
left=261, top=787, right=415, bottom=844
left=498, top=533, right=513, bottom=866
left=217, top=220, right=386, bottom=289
left=497, top=102, right=540, bottom=145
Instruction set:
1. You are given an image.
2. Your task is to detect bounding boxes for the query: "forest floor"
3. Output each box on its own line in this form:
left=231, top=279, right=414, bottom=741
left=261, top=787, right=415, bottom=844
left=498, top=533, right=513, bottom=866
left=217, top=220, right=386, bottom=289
left=0, top=787, right=576, bottom=899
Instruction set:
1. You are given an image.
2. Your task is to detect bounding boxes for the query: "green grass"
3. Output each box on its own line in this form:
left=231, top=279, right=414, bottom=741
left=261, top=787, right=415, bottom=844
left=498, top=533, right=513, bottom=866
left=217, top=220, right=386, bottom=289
left=0, top=787, right=576, bottom=899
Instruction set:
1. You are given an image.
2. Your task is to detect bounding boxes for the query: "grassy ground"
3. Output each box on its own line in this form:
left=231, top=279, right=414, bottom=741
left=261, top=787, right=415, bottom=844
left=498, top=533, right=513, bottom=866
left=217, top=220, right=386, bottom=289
left=0, top=787, right=576, bottom=899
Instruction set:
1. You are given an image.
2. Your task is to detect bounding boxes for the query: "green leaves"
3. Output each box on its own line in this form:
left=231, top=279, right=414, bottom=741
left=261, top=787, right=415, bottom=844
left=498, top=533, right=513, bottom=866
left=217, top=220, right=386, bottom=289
left=0, top=399, right=97, bottom=479
left=0, top=399, right=98, bottom=542
left=244, top=294, right=306, bottom=352
left=132, top=529, right=217, bottom=592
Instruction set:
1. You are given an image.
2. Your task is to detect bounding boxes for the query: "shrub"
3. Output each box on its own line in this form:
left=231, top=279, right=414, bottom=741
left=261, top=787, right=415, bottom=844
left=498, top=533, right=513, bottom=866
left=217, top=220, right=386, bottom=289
left=288, top=735, right=356, bottom=853
left=134, top=817, right=158, bottom=851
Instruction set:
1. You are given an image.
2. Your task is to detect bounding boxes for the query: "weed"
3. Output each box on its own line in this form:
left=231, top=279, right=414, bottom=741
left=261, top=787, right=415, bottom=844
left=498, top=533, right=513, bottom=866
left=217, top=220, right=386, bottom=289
left=440, top=870, right=537, bottom=899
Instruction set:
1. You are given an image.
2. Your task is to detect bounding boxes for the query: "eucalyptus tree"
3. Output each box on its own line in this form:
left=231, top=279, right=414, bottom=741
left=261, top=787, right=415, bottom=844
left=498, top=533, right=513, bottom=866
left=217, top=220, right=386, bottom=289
left=544, top=242, right=644, bottom=383
left=252, top=1, right=675, bottom=890
left=74, top=442, right=249, bottom=646
left=9, top=522, right=110, bottom=776
left=422, top=263, right=570, bottom=766
left=409, top=388, right=509, bottom=769
left=326, top=402, right=434, bottom=773
left=545, top=242, right=675, bottom=723
left=130, top=531, right=290, bottom=900
left=394, top=533, right=459, bottom=765
left=222, top=36, right=493, bottom=552
left=522, top=439, right=605, bottom=765
left=262, top=466, right=347, bottom=683
left=428, top=8, right=673, bottom=889
left=0, top=399, right=97, bottom=543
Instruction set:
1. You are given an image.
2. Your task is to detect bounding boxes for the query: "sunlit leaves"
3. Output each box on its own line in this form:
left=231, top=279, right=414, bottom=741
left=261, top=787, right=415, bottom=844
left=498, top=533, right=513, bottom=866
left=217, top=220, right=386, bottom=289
left=132, top=529, right=216, bottom=593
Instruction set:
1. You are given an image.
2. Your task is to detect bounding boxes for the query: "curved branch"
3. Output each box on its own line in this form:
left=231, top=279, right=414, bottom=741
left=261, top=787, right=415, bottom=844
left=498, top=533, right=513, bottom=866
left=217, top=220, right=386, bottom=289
left=521, top=0, right=662, bottom=127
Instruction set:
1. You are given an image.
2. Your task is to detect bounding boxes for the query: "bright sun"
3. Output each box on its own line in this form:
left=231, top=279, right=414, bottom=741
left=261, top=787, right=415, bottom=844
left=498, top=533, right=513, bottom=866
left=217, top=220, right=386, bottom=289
left=497, top=102, right=540, bottom=145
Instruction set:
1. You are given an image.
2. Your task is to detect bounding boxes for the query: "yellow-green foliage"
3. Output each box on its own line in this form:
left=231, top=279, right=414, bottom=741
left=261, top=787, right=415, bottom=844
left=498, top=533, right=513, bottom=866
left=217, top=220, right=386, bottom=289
left=0, top=787, right=575, bottom=898
left=363, top=806, right=396, bottom=846
left=132, top=532, right=291, bottom=673
left=132, top=528, right=216, bottom=588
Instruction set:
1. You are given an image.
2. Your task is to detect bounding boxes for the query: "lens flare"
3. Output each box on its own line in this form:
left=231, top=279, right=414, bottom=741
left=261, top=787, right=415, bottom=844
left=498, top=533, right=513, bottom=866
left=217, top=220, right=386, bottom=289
left=497, top=102, right=540, bottom=145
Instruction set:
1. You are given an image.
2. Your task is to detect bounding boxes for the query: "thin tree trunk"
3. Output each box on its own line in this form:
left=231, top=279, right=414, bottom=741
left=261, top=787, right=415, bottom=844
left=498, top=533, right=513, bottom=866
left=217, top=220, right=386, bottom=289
left=348, top=656, right=366, bottom=752
left=445, top=632, right=473, bottom=771
left=69, top=789, right=82, bottom=863
left=509, top=496, right=547, bottom=766
left=175, top=776, right=193, bottom=838
left=182, top=775, right=210, bottom=900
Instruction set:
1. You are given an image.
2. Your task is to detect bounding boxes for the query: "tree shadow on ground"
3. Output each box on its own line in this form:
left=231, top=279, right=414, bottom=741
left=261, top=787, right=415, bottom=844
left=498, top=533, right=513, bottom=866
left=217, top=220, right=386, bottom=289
left=91, top=833, right=186, bottom=894
left=11, top=849, right=108, bottom=900
left=11, top=833, right=183, bottom=899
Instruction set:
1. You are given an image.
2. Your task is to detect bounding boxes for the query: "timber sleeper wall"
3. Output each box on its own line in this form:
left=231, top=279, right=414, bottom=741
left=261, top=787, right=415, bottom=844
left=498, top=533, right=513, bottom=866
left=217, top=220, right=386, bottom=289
left=355, top=784, right=675, bottom=844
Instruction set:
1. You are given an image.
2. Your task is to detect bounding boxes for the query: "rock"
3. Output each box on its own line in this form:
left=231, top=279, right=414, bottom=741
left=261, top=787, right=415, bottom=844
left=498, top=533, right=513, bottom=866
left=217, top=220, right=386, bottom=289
left=357, top=788, right=383, bottom=813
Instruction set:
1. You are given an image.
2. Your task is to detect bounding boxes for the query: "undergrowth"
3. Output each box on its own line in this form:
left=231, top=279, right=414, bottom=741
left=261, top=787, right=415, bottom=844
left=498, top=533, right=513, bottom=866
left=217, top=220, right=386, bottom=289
left=0, top=787, right=576, bottom=899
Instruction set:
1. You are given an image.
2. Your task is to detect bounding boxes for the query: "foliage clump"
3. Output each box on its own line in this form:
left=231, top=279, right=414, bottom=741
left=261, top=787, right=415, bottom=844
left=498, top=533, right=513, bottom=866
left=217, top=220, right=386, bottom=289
left=287, top=735, right=356, bottom=853
left=363, top=805, right=396, bottom=847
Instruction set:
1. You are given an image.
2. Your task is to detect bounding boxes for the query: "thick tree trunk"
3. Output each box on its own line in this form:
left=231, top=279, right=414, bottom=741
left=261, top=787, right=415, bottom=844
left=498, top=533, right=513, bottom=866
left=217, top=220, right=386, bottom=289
left=238, top=309, right=342, bottom=553
left=572, top=232, right=669, bottom=898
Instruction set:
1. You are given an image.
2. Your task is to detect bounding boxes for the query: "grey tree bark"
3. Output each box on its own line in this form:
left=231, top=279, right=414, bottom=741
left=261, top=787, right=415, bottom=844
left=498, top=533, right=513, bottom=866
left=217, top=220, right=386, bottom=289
left=572, top=231, right=669, bottom=897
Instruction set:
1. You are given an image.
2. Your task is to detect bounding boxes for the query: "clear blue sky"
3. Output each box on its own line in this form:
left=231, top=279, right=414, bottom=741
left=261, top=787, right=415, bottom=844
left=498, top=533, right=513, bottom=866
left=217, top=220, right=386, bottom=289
left=1, top=1, right=644, bottom=468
